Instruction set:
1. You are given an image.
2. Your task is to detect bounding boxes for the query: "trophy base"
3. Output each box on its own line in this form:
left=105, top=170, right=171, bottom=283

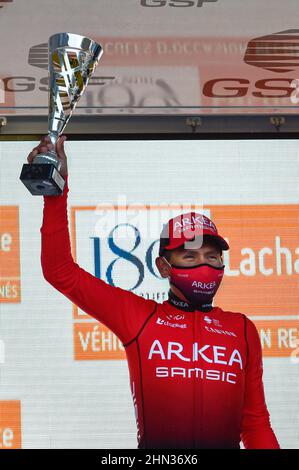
left=20, top=163, right=65, bottom=196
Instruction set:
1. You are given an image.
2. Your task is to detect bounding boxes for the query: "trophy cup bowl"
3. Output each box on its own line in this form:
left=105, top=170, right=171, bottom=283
left=20, top=33, right=103, bottom=196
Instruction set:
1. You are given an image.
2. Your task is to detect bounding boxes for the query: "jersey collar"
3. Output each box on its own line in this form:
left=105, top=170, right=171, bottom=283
left=167, top=289, right=213, bottom=313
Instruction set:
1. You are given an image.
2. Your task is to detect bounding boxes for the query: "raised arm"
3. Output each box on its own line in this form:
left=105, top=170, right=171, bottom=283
left=28, top=136, right=157, bottom=345
left=241, top=317, right=280, bottom=449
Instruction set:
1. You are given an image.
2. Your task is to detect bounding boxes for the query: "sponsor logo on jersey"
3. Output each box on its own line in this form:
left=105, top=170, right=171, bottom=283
left=148, top=340, right=243, bottom=368
left=155, top=367, right=237, bottom=383
left=203, top=315, right=222, bottom=327
left=204, top=326, right=237, bottom=337
left=203, top=316, right=237, bottom=337
left=166, top=313, right=185, bottom=321
left=169, top=298, right=190, bottom=309
left=148, top=340, right=243, bottom=384
left=156, top=317, right=187, bottom=329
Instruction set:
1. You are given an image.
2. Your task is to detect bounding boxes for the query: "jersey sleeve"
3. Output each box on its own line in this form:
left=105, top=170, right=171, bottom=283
left=40, top=174, right=157, bottom=345
left=240, top=316, right=280, bottom=449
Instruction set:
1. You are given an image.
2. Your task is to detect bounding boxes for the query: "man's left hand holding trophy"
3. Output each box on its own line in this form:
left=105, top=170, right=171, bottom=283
left=27, top=134, right=68, bottom=181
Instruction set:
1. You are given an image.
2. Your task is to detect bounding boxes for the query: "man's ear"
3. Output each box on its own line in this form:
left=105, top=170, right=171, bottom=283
left=155, top=256, right=170, bottom=279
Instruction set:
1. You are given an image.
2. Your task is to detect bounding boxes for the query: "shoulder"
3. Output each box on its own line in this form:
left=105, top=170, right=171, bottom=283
left=214, top=305, right=247, bottom=323
left=214, top=307, right=259, bottom=336
left=215, top=308, right=262, bottom=360
left=122, top=288, right=158, bottom=312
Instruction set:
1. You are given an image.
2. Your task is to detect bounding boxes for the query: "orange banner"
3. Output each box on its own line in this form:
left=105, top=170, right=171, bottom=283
left=212, top=205, right=299, bottom=315
left=73, top=323, right=125, bottom=360
left=0, top=401, right=21, bottom=449
left=0, top=206, right=21, bottom=303
left=254, top=320, right=299, bottom=358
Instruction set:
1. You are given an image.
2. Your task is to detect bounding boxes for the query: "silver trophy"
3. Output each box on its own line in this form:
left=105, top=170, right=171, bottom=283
left=20, top=33, right=103, bottom=195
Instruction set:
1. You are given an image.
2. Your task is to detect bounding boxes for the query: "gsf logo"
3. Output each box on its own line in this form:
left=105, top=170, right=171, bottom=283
left=203, top=78, right=299, bottom=101
left=140, top=0, right=218, bottom=7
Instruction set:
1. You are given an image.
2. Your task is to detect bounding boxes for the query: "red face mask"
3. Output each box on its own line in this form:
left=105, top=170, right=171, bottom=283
left=163, top=257, right=225, bottom=309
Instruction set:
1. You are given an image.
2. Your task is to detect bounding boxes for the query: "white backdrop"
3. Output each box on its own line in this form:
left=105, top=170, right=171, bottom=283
left=0, top=138, right=298, bottom=448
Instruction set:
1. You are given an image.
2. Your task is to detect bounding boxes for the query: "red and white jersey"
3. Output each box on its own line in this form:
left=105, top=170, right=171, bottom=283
left=40, top=176, right=280, bottom=449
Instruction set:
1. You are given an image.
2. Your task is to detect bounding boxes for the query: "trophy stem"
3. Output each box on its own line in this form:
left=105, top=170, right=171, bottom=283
left=48, top=131, right=59, bottom=146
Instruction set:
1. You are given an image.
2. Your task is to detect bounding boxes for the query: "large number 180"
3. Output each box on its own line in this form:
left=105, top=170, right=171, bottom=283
left=90, top=224, right=162, bottom=290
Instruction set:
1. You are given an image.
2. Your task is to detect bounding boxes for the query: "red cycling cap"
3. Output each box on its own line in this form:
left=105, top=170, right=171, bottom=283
left=158, top=211, right=229, bottom=256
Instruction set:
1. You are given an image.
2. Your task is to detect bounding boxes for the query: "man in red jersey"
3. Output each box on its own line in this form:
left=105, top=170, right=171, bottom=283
left=27, top=136, right=280, bottom=450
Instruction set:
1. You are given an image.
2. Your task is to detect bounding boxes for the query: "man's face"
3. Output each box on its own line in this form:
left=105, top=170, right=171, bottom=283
left=156, top=238, right=223, bottom=279
left=167, top=243, right=223, bottom=267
